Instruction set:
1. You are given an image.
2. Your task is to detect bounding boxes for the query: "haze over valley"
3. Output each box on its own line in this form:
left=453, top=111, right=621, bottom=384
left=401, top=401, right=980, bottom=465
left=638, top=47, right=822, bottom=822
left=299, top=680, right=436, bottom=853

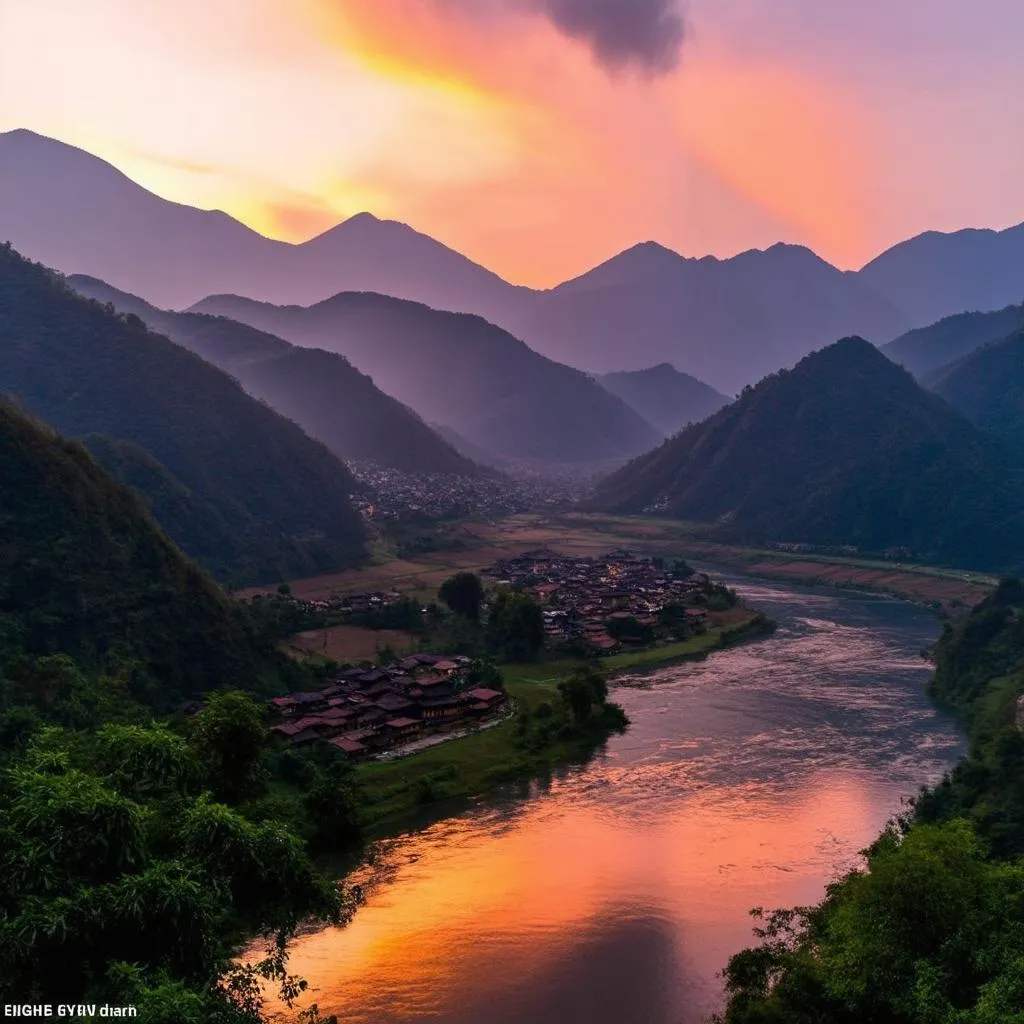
left=3, top=2, right=1024, bottom=1022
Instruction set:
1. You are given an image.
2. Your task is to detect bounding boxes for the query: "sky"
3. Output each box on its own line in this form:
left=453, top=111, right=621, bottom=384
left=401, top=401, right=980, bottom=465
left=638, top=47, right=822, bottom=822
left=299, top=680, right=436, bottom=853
left=1, top=0, right=1022, bottom=286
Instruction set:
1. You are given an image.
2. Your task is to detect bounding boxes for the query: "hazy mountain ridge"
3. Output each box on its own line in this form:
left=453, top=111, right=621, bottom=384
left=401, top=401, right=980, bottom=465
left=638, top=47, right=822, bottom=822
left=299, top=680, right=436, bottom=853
left=883, top=302, right=1024, bottom=378
left=69, top=275, right=479, bottom=475
left=5, top=130, right=1023, bottom=395
left=0, top=129, right=534, bottom=321
left=597, top=363, right=732, bottom=435
left=189, top=291, right=663, bottom=465
left=0, top=245, right=366, bottom=583
left=505, top=241, right=914, bottom=392
left=929, top=328, right=1024, bottom=441
left=590, top=337, right=1024, bottom=570
left=860, top=223, right=1024, bottom=328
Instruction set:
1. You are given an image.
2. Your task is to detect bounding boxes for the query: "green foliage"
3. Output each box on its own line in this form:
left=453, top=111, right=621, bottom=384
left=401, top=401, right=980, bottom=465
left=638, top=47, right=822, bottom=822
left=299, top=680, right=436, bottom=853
left=557, top=668, right=608, bottom=722
left=0, top=246, right=366, bottom=584
left=465, top=657, right=505, bottom=692
left=439, top=571, right=485, bottom=621
left=0, top=724, right=348, bottom=1017
left=349, top=597, right=425, bottom=632
left=604, top=614, right=654, bottom=642
left=0, top=401, right=308, bottom=716
left=0, top=384, right=363, bottom=1020
left=190, top=692, right=268, bottom=804
left=715, top=582, right=1024, bottom=1023
left=705, top=582, right=740, bottom=611
left=487, top=589, right=546, bottom=662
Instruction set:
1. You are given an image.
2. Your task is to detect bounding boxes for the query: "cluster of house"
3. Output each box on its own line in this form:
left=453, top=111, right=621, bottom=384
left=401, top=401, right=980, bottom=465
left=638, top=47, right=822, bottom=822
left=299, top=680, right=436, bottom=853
left=268, top=653, right=507, bottom=759
left=483, top=549, right=710, bottom=653
left=345, top=462, right=582, bottom=522
left=278, top=589, right=405, bottom=618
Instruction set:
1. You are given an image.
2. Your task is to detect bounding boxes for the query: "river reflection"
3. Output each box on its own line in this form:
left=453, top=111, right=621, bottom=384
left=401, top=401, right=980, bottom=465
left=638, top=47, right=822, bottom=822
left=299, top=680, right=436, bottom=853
left=281, top=577, right=966, bottom=1024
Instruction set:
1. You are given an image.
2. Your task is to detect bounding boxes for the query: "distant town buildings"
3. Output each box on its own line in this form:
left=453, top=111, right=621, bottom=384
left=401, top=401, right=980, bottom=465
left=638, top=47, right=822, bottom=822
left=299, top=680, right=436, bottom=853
left=482, top=549, right=711, bottom=654
left=346, top=462, right=589, bottom=521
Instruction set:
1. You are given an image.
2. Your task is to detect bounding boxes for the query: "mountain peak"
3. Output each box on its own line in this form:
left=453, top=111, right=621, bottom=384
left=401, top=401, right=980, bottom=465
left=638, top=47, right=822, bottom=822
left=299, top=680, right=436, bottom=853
left=592, top=324, right=1023, bottom=569
left=789, top=335, right=902, bottom=382
left=344, top=211, right=380, bottom=225
left=618, top=240, right=688, bottom=265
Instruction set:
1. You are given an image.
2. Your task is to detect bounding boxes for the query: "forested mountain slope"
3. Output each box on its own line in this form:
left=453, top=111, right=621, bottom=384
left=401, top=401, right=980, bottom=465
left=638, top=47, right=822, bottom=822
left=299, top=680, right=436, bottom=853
left=70, top=275, right=478, bottom=475
left=0, top=401, right=298, bottom=715
left=929, top=328, right=1024, bottom=441
left=191, top=290, right=662, bottom=464
left=591, top=337, right=1024, bottom=570
left=0, top=246, right=365, bottom=583
left=883, top=302, right=1024, bottom=378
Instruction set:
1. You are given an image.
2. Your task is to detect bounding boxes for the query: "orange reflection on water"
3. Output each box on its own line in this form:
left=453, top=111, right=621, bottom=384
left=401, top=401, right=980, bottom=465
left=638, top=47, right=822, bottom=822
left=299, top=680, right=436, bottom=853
left=277, top=767, right=886, bottom=1023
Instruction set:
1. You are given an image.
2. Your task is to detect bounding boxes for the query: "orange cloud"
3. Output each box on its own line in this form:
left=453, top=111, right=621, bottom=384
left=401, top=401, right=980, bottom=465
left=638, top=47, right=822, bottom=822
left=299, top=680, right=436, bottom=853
left=301, top=1, right=703, bottom=281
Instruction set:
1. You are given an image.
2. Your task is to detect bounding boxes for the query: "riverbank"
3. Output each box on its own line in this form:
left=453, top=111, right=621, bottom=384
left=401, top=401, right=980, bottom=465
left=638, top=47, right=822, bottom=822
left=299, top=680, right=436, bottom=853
left=712, top=579, right=1023, bottom=1023
left=355, top=607, right=772, bottom=827
left=245, top=513, right=996, bottom=625
left=271, top=572, right=959, bottom=1024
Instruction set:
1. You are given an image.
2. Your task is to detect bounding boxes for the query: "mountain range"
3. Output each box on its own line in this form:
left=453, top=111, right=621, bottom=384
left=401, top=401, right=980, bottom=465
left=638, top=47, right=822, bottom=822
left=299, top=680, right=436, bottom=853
left=861, top=224, right=1024, bottom=328
left=0, top=245, right=365, bottom=584
left=883, top=302, right=1024, bottom=379
left=68, top=275, right=479, bottom=475
left=590, top=337, right=1024, bottom=570
left=499, top=241, right=912, bottom=392
left=928, top=329, right=1024, bottom=442
left=596, top=364, right=731, bottom=435
left=3, top=129, right=1023, bottom=393
left=0, top=128, right=530, bottom=323
left=189, top=291, right=662, bottom=465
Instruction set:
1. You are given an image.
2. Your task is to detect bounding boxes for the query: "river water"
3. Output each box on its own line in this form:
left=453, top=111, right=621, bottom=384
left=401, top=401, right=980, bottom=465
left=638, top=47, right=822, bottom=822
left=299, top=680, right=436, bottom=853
left=283, top=576, right=966, bottom=1024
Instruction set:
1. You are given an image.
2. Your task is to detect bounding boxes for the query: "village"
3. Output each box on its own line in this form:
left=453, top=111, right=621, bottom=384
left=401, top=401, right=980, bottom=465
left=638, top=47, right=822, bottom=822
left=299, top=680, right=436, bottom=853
left=268, top=652, right=508, bottom=760
left=265, top=549, right=736, bottom=760
left=345, top=463, right=584, bottom=522
left=482, top=549, right=721, bottom=653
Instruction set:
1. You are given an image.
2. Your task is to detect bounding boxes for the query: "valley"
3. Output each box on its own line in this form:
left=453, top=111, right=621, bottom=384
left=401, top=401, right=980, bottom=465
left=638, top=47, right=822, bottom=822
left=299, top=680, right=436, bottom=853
left=243, top=513, right=997, bottom=620
left=3, top=18, right=1024, bottom=1020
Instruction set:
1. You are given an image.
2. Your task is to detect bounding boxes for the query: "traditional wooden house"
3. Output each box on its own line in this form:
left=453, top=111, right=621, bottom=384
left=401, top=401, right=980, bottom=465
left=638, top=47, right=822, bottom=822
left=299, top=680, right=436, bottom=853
left=381, top=717, right=422, bottom=744
left=330, top=735, right=369, bottom=759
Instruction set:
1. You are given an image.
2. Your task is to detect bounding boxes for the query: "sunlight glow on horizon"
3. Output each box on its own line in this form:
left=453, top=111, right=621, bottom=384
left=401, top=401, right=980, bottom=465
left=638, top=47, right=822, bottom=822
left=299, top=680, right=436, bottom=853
left=1, top=0, right=1021, bottom=285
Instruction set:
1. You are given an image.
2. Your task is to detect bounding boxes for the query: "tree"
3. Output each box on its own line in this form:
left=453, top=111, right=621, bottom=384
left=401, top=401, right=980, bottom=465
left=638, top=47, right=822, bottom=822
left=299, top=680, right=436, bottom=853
left=439, top=572, right=485, bottom=621
left=0, top=727, right=346, bottom=1018
left=605, top=615, right=654, bottom=642
left=190, top=692, right=266, bottom=803
left=557, top=668, right=609, bottom=723
left=465, top=657, right=505, bottom=692
left=301, top=749, right=362, bottom=851
left=487, top=589, right=545, bottom=662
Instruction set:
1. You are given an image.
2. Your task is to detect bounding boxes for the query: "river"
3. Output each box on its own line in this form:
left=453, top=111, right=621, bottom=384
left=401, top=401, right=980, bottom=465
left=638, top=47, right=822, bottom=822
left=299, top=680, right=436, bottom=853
left=282, top=575, right=967, bottom=1024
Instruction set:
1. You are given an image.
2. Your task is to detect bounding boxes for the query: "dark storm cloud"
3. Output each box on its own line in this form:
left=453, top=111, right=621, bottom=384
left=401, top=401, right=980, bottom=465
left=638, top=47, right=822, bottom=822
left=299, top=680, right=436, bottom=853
left=532, top=0, right=686, bottom=73
left=434, top=0, right=686, bottom=74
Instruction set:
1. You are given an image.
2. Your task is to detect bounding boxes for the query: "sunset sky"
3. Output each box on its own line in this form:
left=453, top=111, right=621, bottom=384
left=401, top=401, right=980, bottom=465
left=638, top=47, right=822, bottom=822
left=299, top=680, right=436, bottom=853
left=1, top=0, right=1022, bottom=286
